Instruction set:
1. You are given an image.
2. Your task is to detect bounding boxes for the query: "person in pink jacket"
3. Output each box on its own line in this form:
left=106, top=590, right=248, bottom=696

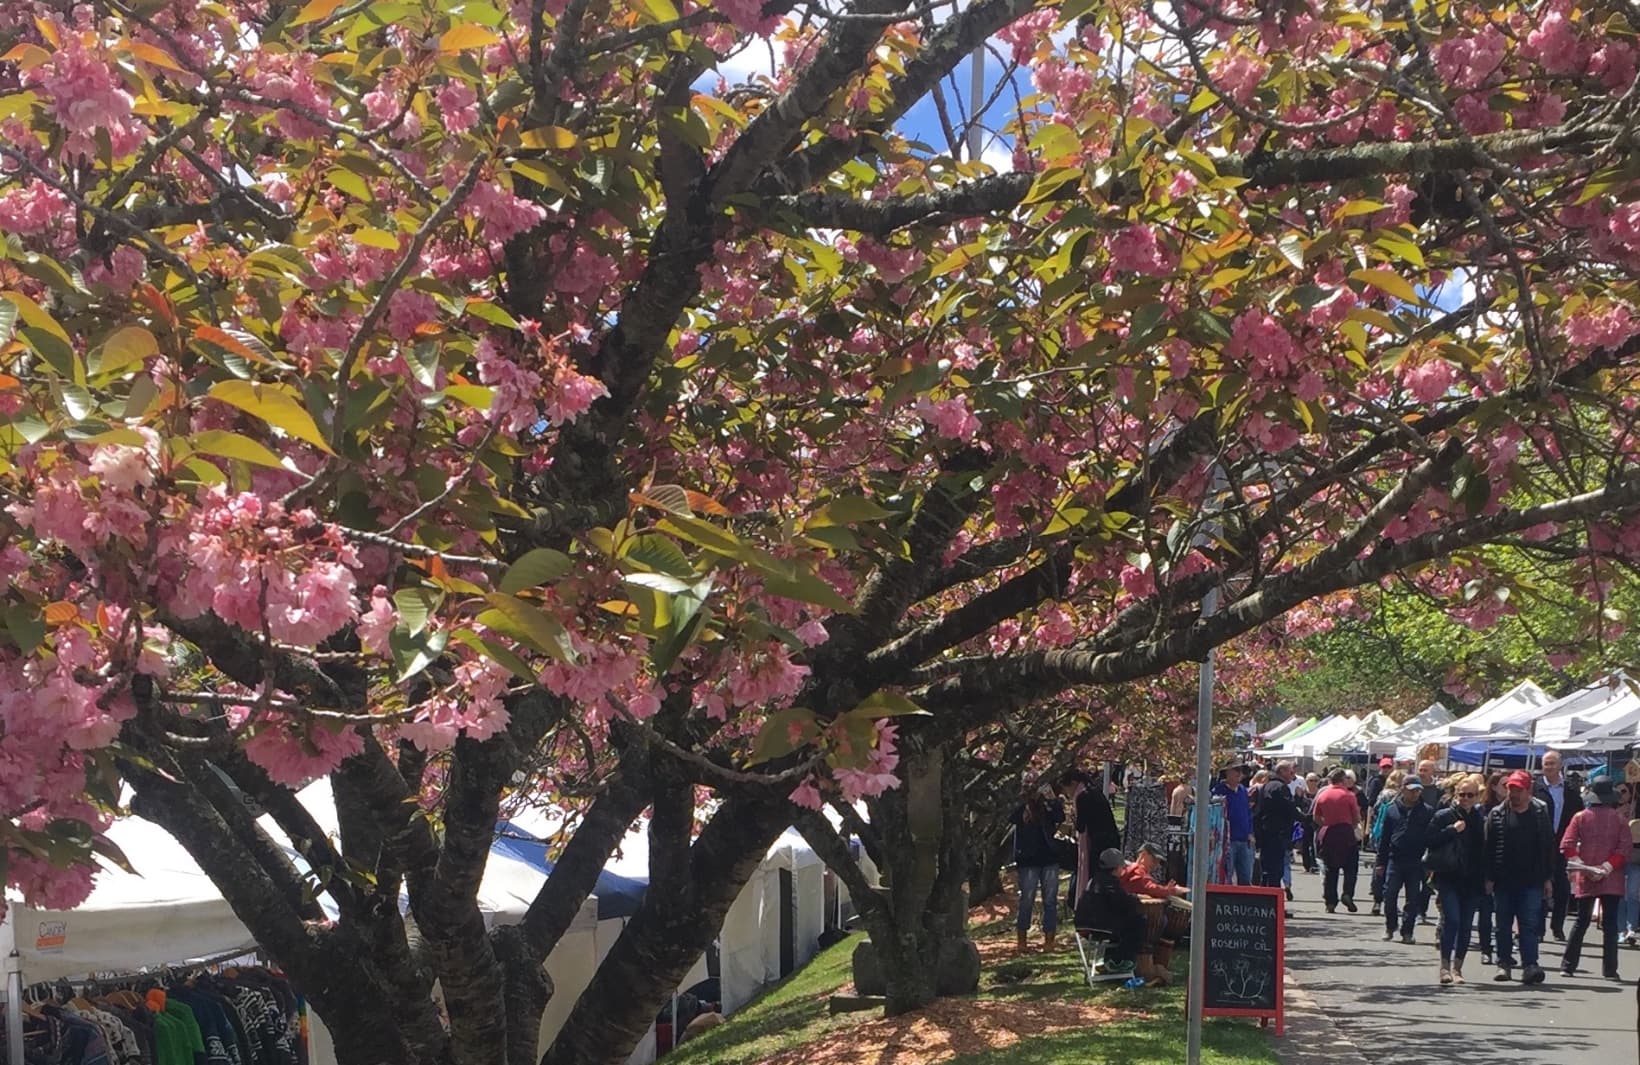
left=1559, top=779, right=1630, bottom=981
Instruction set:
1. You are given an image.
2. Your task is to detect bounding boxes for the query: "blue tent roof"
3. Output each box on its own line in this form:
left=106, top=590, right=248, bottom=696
left=1446, top=742, right=1603, bottom=767
left=493, top=821, right=648, bottom=920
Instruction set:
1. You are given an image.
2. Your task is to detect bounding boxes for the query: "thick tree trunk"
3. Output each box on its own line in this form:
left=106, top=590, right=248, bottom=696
left=856, top=741, right=980, bottom=1017
left=539, top=794, right=793, bottom=1065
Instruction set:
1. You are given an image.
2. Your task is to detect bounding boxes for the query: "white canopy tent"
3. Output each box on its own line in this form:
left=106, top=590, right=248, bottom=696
left=1275, top=715, right=1361, bottom=759
left=1326, top=711, right=1398, bottom=754
left=1419, top=680, right=1552, bottom=744
left=1365, top=702, right=1456, bottom=756
left=1526, top=674, right=1639, bottom=745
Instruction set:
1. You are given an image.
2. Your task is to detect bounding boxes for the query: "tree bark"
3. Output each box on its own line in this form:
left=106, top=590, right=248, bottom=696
left=539, top=794, right=793, bottom=1065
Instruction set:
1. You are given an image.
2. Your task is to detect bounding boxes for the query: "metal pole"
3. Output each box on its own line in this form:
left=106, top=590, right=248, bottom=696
left=967, top=47, right=984, bottom=160
left=1186, top=463, right=1228, bottom=1065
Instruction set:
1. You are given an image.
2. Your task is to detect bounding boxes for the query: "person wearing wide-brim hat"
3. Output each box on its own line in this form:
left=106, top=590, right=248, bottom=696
left=1558, top=779, right=1629, bottom=980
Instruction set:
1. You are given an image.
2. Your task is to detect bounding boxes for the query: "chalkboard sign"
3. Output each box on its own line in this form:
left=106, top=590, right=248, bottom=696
left=1201, top=884, right=1285, bottom=1034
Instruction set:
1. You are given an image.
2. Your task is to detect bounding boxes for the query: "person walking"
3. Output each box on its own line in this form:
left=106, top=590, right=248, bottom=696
left=1380, top=778, right=1435, bottom=944
left=1369, top=769, right=1406, bottom=917
left=1257, top=762, right=1301, bottom=904
left=1475, top=769, right=1508, bottom=965
left=1212, top=764, right=1256, bottom=886
left=1559, top=779, right=1629, bottom=981
left=1534, top=750, right=1583, bottom=941
left=1430, top=773, right=1487, bottom=984
left=1487, top=769, right=1556, bottom=985
left=1011, top=781, right=1065, bottom=953
left=1299, top=773, right=1321, bottom=874
left=1313, top=767, right=1363, bottom=913
left=1620, top=778, right=1640, bottom=947
left=1364, top=756, right=1393, bottom=811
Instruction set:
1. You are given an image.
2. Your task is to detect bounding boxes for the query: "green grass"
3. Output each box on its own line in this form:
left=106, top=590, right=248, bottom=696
left=669, top=901, right=1279, bottom=1065
left=667, top=936, right=863, bottom=1065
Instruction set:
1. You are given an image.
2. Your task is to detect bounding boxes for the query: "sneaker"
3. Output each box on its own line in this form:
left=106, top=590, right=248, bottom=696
left=1326, top=904, right=1337, bottom=914
left=1603, top=971, right=1623, bottom=982
left=1552, top=930, right=1567, bottom=942
left=1285, top=886, right=1294, bottom=902
left=1439, top=964, right=1452, bottom=985
left=1342, top=899, right=1358, bottom=913
left=1382, top=930, right=1395, bottom=942
left=1481, top=953, right=1493, bottom=967
left=1493, top=968, right=1513, bottom=982
left=1523, top=965, right=1546, bottom=985
left=1371, top=904, right=1382, bottom=917
left=1560, top=966, right=1575, bottom=978
left=1451, top=963, right=1465, bottom=984
left=1102, top=960, right=1136, bottom=975
left=1401, top=932, right=1415, bottom=945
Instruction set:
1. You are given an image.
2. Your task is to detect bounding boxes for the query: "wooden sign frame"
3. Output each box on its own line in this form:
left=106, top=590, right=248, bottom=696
left=1200, top=883, right=1285, bottom=1036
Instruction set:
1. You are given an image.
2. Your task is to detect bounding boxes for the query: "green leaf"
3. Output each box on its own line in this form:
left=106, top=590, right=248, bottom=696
left=1350, top=268, right=1422, bottom=306
left=759, top=569, right=853, bottom=613
left=450, top=628, right=539, bottom=684
left=622, top=533, right=696, bottom=578
left=93, top=326, right=159, bottom=379
left=747, top=708, right=818, bottom=766
left=656, top=515, right=741, bottom=555
left=326, top=168, right=372, bottom=201
left=1277, top=234, right=1305, bottom=270
left=394, top=587, right=442, bottom=636
left=810, top=495, right=895, bottom=527
left=190, top=430, right=286, bottom=468
left=390, top=626, right=448, bottom=682
left=623, top=572, right=694, bottom=595
left=852, top=690, right=928, bottom=718
left=637, top=0, right=681, bottom=22
left=466, top=301, right=520, bottom=330
left=92, top=832, right=137, bottom=874
left=478, top=593, right=575, bottom=661
left=208, top=380, right=336, bottom=454
left=649, top=576, right=714, bottom=673
left=499, top=548, right=573, bottom=593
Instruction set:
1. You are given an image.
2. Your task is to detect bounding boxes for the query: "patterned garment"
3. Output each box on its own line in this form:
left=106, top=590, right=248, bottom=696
left=1123, top=783, right=1169, bottom=859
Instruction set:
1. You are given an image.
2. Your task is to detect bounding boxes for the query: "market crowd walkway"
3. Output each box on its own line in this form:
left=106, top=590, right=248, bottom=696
left=1278, top=886, right=1635, bottom=1064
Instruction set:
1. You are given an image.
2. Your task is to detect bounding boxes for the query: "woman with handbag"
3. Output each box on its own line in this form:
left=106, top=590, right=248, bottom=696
left=1429, top=772, right=1487, bottom=985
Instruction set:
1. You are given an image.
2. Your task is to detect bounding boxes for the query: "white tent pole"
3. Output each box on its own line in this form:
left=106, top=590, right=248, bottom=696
left=3, top=908, right=23, bottom=1065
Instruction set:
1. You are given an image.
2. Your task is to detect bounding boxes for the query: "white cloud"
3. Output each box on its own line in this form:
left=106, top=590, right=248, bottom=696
left=980, top=139, right=1016, bottom=173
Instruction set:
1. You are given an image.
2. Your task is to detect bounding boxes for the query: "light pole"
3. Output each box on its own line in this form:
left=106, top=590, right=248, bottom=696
left=1186, top=463, right=1228, bottom=1065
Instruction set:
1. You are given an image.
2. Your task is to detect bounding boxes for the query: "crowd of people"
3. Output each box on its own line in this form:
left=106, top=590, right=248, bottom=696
left=1213, top=751, right=1640, bottom=985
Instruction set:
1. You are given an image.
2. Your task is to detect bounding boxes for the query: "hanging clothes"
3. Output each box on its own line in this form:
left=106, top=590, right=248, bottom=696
left=9, top=967, right=306, bottom=1065
left=1123, top=782, right=1169, bottom=859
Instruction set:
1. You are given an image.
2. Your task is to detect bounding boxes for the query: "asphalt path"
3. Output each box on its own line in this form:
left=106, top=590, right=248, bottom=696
left=1279, top=869, right=1639, bottom=1064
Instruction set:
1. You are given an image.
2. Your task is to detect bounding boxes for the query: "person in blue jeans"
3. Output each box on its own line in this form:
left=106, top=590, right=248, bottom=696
left=1430, top=773, right=1487, bottom=983
left=1486, top=769, right=1556, bottom=984
left=1379, top=779, right=1434, bottom=943
left=1212, top=764, right=1255, bottom=885
left=1011, top=781, right=1065, bottom=952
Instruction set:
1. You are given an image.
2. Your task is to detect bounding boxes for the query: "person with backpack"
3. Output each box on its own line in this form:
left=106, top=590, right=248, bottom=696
left=1369, top=769, right=1406, bottom=916
left=1429, top=772, right=1487, bottom=984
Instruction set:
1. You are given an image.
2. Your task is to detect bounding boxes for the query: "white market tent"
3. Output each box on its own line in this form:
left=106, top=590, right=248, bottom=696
left=1417, top=681, right=1553, bottom=746
left=3, top=787, right=860, bottom=1065
left=1527, top=673, right=1640, bottom=746
left=1327, top=711, right=1398, bottom=754
left=1364, top=702, right=1456, bottom=757
left=1560, top=704, right=1640, bottom=751
left=1256, top=714, right=1303, bottom=744
left=1271, top=715, right=1362, bottom=759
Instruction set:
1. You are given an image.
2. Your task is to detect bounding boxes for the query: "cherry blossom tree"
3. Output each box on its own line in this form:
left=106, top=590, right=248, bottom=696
left=4, top=0, right=1640, bottom=1058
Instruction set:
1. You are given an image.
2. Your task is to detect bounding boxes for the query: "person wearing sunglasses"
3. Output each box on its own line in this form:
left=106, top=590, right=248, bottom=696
left=1428, top=773, right=1488, bottom=984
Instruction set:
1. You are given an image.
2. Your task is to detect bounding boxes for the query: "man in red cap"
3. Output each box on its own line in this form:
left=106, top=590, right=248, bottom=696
left=1484, top=769, right=1557, bottom=984
left=1364, top=756, right=1394, bottom=812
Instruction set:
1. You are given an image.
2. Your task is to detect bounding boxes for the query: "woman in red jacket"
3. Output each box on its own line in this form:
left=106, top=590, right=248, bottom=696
left=1559, top=779, right=1630, bottom=981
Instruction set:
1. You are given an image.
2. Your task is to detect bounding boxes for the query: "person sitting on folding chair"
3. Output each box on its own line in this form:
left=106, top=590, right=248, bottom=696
left=1073, top=848, right=1144, bottom=982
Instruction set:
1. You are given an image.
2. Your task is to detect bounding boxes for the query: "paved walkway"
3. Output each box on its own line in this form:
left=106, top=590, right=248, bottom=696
left=1277, top=874, right=1638, bottom=1064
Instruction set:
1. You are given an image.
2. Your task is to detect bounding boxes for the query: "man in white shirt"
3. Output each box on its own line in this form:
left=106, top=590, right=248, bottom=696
left=1532, top=750, right=1582, bottom=940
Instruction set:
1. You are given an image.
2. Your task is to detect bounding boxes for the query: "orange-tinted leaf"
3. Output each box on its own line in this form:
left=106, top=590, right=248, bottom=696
left=44, top=601, right=79, bottom=625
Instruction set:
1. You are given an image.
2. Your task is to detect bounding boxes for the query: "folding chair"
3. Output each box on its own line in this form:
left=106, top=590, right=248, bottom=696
left=1074, top=927, right=1132, bottom=986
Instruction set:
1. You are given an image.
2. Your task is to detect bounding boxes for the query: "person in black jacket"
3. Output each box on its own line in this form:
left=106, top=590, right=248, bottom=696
left=1379, top=779, right=1435, bottom=943
left=1011, top=781, right=1066, bottom=953
left=1062, top=768, right=1121, bottom=906
left=1256, top=762, right=1300, bottom=901
left=1363, top=757, right=1393, bottom=813
left=1533, top=750, right=1584, bottom=940
left=1487, top=770, right=1557, bottom=984
left=1430, top=772, right=1487, bottom=984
